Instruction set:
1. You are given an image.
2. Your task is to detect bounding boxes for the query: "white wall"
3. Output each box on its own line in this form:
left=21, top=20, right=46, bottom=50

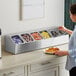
left=0, top=0, right=64, bottom=35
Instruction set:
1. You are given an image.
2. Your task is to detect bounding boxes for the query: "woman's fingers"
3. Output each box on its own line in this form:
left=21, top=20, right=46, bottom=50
left=54, top=51, right=64, bottom=56
left=58, top=26, right=66, bottom=31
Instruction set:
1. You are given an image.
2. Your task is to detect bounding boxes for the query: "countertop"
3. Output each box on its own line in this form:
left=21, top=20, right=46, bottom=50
left=0, top=43, right=68, bottom=71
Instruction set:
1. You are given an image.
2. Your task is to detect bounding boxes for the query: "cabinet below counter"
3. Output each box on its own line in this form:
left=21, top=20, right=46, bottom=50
left=0, top=43, right=69, bottom=76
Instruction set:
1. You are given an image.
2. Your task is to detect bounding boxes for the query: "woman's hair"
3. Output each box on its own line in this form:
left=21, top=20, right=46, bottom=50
left=70, top=4, right=76, bottom=15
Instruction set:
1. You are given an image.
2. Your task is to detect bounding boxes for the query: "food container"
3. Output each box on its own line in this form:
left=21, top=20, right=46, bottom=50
left=5, top=27, right=69, bottom=54
left=21, top=33, right=33, bottom=42
left=31, top=32, right=42, bottom=40
left=39, top=30, right=51, bottom=39
left=11, top=35, right=24, bottom=44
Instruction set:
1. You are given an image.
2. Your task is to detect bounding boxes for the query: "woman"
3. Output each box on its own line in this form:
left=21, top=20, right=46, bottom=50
left=54, top=4, right=76, bottom=76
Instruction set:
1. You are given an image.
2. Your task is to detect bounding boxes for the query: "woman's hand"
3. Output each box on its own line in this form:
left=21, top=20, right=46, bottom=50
left=58, top=26, right=67, bottom=31
left=54, top=51, right=69, bottom=56
left=58, top=26, right=72, bottom=35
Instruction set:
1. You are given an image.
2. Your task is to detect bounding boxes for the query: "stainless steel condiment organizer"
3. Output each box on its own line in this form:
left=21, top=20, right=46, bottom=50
left=5, top=27, right=69, bottom=54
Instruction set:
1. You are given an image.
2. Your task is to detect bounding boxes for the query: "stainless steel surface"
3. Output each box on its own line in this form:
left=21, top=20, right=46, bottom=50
left=5, top=27, right=69, bottom=54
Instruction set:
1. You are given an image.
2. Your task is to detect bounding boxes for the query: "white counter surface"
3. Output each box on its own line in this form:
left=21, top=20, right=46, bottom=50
left=0, top=44, right=68, bottom=71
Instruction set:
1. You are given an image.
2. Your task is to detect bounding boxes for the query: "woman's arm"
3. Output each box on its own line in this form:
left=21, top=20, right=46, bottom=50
left=58, top=26, right=73, bottom=35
